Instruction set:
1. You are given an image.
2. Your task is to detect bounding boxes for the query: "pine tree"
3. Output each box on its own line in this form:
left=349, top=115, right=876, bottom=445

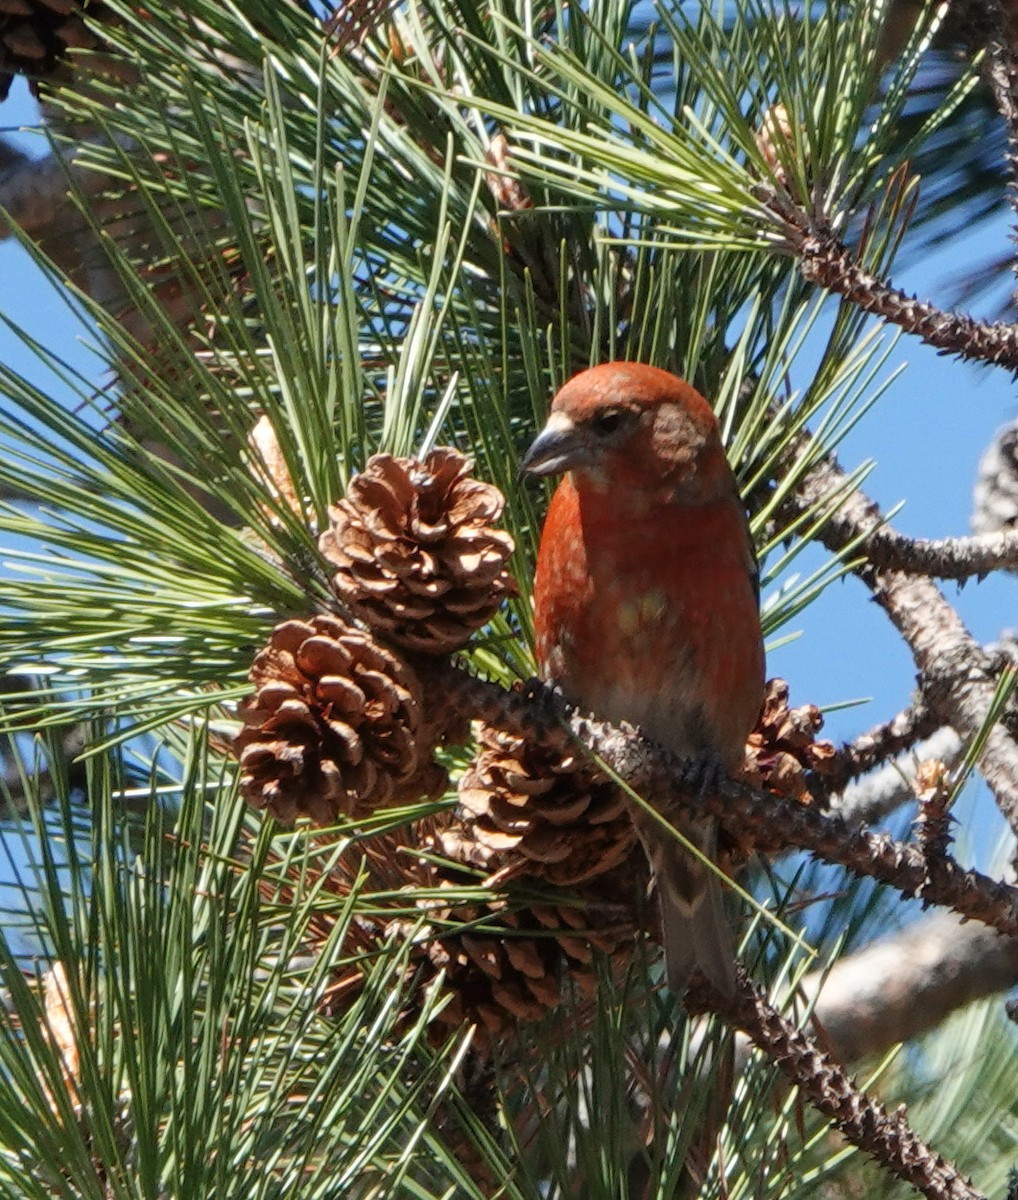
left=0, top=2, right=1016, bottom=1197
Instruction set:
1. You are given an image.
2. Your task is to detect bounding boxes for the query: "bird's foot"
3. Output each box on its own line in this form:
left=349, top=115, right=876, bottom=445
left=680, top=749, right=727, bottom=797
left=519, top=676, right=573, bottom=730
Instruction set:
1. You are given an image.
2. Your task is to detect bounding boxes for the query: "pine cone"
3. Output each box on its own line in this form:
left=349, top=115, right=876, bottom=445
left=319, top=449, right=516, bottom=655
left=425, top=896, right=634, bottom=1042
left=972, top=420, right=1018, bottom=539
left=322, top=895, right=635, bottom=1050
left=323, top=887, right=636, bottom=1046
left=309, top=810, right=639, bottom=1049
left=234, top=614, right=438, bottom=825
left=454, top=723, right=639, bottom=887
left=742, top=678, right=835, bottom=803
left=0, top=0, right=104, bottom=99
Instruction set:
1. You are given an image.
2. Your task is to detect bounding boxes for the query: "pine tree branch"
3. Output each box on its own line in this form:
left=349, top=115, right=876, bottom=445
left=432, top=665, right=1018, bottom=938
left=830, top=726, right=964, bottom=826
left=685, top=970, right=985, bottom=1200
left=722, top=911, right=1018, bottom=1071
left=814, top=699, right=942, bottom=800
left=772, top=199, right=1018, bottom=370
left=804, top=911, right=1018, bottom=1064
left=984, top=0, right=1018, bottom=260
left=783, top=449, right=1018, bottom=836
left=857, top=527, right=1018, bottom=578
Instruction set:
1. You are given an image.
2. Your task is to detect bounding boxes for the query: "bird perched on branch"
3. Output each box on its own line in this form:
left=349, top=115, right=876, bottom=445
left=521, top=362, right=765, bottom=996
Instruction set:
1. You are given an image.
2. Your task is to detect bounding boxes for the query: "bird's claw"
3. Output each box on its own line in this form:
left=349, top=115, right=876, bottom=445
left=680, top=749, right=726, bottom=797
left=520, top=677, right=573, bottom=726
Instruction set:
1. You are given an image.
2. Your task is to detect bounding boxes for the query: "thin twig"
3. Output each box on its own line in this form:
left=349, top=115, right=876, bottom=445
left=814, top=699, right=941, bottom=800
left=912, top=760, right=957, bottom=863
left=685, top=970, right=985, bottom=1200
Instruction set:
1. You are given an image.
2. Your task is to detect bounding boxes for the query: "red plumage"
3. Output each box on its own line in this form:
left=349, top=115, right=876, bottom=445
left=522, top=363, right=764, bottom=995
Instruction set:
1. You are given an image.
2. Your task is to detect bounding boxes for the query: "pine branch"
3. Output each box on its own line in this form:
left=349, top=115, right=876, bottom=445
left=857, top=528, right=1018, bottom=578
left=815, top=699, right=942, bottom=800
left=685, top=970, right=984, bottom=1200
left=783, top=446, right=1018, bottom=836
left=830, top=726, right=964, bottom=825
left=713, top=912, right=1018, bottom=1070
left=786, top=217, right=1018, bottom=372
left=984, top=0, right=1018, bottom=265
left=431, top=665, right=1018, bottom=938
left=805, top=910, right=1018, bottom=1064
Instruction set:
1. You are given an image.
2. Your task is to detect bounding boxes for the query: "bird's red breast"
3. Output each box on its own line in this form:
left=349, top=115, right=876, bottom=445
left=534, top=471, right=763, bottom=770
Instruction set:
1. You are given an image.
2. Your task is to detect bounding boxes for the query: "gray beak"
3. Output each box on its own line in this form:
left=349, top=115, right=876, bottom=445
left=519, top=418, right=583, bottom=478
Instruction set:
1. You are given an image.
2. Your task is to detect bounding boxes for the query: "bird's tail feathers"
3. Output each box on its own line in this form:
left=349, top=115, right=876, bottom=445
left=653, top=822, right=736, bottom=998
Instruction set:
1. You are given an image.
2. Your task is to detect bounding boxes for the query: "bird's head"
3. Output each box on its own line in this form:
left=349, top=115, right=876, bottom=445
left=520, top=362, right=731, bottom=503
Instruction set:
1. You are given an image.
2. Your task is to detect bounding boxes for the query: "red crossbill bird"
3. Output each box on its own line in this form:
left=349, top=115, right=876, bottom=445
left=521, top=362, right=765, bottom=996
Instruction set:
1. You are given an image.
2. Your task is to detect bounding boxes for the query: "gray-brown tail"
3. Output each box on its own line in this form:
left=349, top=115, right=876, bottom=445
left=650, top=817, right=736, bottom=998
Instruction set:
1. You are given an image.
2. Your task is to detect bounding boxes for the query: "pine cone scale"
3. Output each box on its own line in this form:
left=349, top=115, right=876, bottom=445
left=316, top=675, right=366, bottom=714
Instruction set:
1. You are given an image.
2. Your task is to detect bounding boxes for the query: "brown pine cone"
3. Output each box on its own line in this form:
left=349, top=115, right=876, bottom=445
left=308, top=809, right=640, bottom=1049
left=321, top=877, right=637, bottom=1046
left=742, top=678, right=835, bottom=804
left=0, top=0, right=104, bottom=99
left=234, top=614, right=436, bottom=825
left=453, top=724, right=639, bottom=887
left=319, top=449, right=516, bottom=655
left=321, top=897, right=635, bottom=1051
left=425, top=897, right=635, bottom=1043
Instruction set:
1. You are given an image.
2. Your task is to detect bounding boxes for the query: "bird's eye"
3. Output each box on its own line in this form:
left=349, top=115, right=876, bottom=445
left=594, top=409, right=625, bottom=436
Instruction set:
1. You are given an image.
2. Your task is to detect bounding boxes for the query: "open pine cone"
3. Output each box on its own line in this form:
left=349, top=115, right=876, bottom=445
left=453, top=723, right=639, bottom=887
left=742, top=677, right=835, bottom=803
left=319, top=449, right=516, bottom=655
left=306, top=814, right=638, bottom=1048
left=234, top=614, right=443, bottom=825
left=320, top=855, right=637, bottom=1047
left=424, top=895, right=635, bottom=1042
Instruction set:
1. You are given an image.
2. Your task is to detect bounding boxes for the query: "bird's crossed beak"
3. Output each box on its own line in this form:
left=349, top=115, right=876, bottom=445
left=519, top=412, right=584, bottom=478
